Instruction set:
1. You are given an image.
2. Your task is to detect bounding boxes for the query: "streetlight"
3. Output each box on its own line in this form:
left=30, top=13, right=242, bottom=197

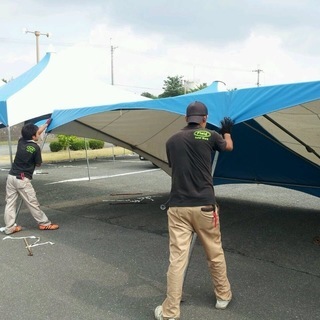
left=23, top=28, right=50, bottom=63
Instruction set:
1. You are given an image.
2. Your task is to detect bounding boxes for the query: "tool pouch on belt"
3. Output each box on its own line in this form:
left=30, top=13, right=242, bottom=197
left=16, top=173, right=25, bottom=180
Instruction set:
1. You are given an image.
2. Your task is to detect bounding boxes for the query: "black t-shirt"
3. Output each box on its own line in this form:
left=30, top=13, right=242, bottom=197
left=166, top=124, right=227, bottom=207
left=9, top=138, right=42, bottom=180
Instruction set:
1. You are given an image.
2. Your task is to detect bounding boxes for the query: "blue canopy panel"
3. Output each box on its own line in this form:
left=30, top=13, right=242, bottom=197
left=213, top=120, right=320, bottom=197
left=0, top=53, right=51, bottom=126
left=49, top=80, right=320, bottom=131
left=48, top=79, right=320, bottom=198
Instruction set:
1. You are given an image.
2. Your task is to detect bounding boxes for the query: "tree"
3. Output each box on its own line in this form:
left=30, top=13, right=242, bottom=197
left=188, top=83, right=208, bottom=93
left=1, top=77, right=13, bottom=83
left=141, top=92, right=157, bottom=99
left=158, top=75, right=184, bottom=98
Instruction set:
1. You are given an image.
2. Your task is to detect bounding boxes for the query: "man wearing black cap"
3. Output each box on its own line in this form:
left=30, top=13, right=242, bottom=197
left=155, top=101, right=234, bottom=320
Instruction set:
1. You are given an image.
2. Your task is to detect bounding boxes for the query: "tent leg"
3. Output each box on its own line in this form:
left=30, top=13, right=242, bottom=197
left=35, top=133, right=49, bottom=174
left=112, top=145, right=115, bottom=162
left=15, top=198, right=23, bottom=223
left=84, top=138, right=91, bottom=181
left=40, top=132, right=48, bottom=149
left=7, top=126, right=13, bottom=164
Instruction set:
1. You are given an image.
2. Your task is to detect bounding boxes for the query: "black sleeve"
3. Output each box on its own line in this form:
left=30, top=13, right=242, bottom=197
left=34, top=145, right=42, bottom=166
left=212, top=131, right=227, bottom=152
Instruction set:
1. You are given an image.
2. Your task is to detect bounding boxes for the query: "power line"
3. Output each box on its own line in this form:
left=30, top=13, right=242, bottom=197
left=0, top=37, right=76, bottom=48
left=0, top=37, right=254, bottom=73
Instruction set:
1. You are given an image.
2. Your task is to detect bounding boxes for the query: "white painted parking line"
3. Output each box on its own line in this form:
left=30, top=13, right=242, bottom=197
left=46, top=168, right=160, bottom=185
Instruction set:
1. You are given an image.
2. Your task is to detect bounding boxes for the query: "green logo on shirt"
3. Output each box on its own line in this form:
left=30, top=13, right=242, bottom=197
left=26, top=146, right=36, bottom=154
left=194, top=130, right=211, bottom=141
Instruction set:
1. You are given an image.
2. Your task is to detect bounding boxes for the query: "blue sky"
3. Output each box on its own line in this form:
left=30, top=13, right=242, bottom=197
left=1, top=0, right=319, bottom=94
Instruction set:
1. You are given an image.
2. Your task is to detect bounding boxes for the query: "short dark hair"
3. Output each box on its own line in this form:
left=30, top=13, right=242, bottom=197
left=21, top=123, right=39, bottom=140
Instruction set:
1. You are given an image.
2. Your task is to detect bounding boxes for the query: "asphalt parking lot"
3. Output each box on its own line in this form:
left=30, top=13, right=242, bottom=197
left=0, top=155, right=320, bottom=320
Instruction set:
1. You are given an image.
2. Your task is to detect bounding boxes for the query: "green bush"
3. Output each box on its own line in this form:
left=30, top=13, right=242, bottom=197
left=57, top=135, right=77, bottom=150
left=89, top=139, right=104, bottom=149
left=49, top=141, right=63, bottom=152
left=69, top=138, right=89, bottom=151
left=49, top=136, right=103, bottom=152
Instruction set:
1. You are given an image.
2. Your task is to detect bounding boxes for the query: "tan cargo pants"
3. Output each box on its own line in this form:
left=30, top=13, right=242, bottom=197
left=161, top=205, right=232, bottom=319
left=4, top=174, right=51, bottom=234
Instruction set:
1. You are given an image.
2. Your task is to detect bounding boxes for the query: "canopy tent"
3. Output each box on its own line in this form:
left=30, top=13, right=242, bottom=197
left=0, top=51, right=148, bottom=128
left=0, top=49, right=148, bottom=163
left=48, top=80, right=320, bottom=197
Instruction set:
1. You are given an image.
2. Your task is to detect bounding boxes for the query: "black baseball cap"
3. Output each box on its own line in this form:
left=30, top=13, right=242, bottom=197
left=186, top=101, right=208, bottom=123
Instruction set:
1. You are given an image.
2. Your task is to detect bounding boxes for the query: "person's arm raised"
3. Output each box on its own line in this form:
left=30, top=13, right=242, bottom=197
left=220, top=117, right=234, bottom=151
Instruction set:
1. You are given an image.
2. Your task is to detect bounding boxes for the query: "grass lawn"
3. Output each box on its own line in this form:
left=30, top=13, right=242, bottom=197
left=0, top=146, right=135, bottom=165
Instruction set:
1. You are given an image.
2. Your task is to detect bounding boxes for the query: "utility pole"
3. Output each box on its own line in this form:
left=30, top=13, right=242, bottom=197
left=110, top=38, right=118, bottom=85
left=252, top=68, right=263, bottom=87
left=23, top=28, right=50, bottom=63
left=183, top=79, right=193, bottom=94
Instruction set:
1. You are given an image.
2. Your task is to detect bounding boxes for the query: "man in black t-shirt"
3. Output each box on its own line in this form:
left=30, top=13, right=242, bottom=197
left=155, top=101, right=234, bottom=320
left=4, top=121, right=59, bottom=235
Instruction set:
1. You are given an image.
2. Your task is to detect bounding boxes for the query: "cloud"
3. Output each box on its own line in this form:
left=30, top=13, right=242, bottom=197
left=1, top=0, right=320, bottom=94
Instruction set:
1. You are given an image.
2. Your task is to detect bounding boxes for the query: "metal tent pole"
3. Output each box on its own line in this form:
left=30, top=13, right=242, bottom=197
left=7, top=126, right=13, bottom=164
left=84, top=137, right=91, bottom=181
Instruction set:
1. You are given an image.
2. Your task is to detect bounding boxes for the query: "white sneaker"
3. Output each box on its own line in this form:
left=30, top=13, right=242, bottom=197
left=215, top=299, right=231, bottom=309
left=154, top=306, right=163, bottom=320
left=154, top=305, right=176, bottom=320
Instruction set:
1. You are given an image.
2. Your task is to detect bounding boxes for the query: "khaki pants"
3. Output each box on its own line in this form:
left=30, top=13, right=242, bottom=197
left=4, top=174, right=51, bottom=234
left=162, top=206, right=232, bottom=319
